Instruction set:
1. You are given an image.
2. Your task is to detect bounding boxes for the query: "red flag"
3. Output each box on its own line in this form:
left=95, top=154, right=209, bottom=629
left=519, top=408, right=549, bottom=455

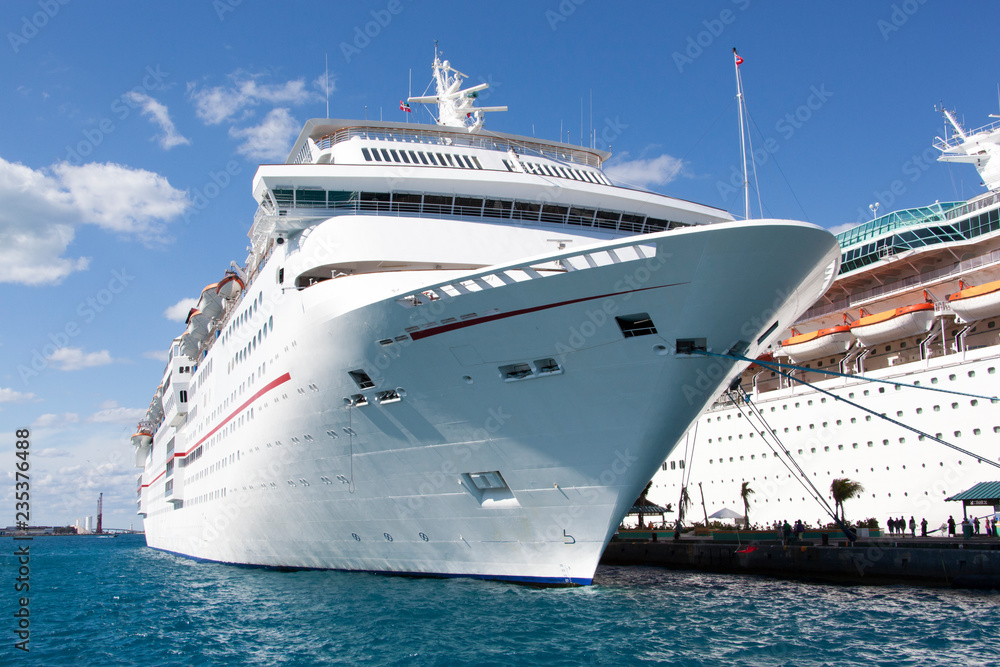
left=400, top=100, right=412, bottom=113
left=734, top=49, right=744, bottom=66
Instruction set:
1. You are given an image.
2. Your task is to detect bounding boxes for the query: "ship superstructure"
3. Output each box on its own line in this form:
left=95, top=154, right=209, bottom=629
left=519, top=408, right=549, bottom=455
left=652, top=107, right=1000, bottom=530
left=133, top=53, right=838, bottom=583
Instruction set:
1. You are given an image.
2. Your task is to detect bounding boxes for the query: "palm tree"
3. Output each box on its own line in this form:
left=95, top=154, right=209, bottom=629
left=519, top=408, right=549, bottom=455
left=678, top=485, right=691, bottom=525
left=830, top=478, right=864, bottom=521
left=740, top=481, right=754, bottom=530
left=636, top=481, right=653, bottom=528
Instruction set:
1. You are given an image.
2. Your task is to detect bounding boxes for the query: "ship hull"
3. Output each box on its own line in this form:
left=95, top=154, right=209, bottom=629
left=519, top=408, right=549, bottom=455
left=140, top=220, right=838, bottom=583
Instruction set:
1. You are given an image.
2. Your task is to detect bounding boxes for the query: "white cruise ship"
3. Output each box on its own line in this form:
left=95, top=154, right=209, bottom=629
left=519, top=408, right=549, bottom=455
left=132, top=53, right=838, bottom=584
left=652, top=107, right=1000, bottom=531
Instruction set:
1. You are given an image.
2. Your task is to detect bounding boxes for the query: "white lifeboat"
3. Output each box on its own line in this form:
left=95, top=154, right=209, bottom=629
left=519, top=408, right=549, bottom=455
left=196, top=282, right=224, bottom=320
left=850, top=302, right=936, bottom=347
left=130, top=422, right=153, bottom=449
left=779, top=325, right=854, bottom=363
left=178, top=332, right=200, bottom=359
left=216, top=271, right=245, bottom=300
left=185, top=307, right=212, bottom=342
left=948, top=279, right=1000, bottom=322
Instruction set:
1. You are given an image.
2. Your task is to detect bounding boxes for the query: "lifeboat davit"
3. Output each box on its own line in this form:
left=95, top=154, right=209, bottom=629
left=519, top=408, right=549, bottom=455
left=196, top=282, right=224, bottom=320
left=216, top=271, right=245, bottom=300
left=850, top=302, right=936, bottom=347
left=948, top=279, right=1000, bottom=322
left=779, top=325, right=853, bottom=363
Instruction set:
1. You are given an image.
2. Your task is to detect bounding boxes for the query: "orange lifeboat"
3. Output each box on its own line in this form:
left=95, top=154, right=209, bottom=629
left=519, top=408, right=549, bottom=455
left=196, top=282, right=224, bottom=320
left=849, top=302, right=935, bottom=347
left=130, top=423, right=153, bottom=449
left=779, top=325, right=853, bottom=363
left=947, top=279, right=1000, bottom=322
left=216, top=271, right=245, bottom=300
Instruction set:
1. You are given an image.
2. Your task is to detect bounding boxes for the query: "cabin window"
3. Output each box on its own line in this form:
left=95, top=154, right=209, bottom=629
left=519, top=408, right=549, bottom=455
left=348, top=369, right=375, bottom=389
left=616, top=314, right=657, bottom=338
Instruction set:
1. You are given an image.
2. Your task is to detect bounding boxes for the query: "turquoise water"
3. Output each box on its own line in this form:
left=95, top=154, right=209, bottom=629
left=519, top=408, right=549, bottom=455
left=3, top=534, right=998, bottom=666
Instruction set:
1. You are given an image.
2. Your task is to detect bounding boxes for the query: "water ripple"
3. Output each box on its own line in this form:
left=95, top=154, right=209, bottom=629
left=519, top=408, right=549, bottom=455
left=4, top=537, right=998, bottom=666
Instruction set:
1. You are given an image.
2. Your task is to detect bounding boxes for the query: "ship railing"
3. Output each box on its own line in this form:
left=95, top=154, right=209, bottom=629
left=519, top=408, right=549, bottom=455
left=308, top=126, right=604, bottom=168
left=934, top=118, right=1000, bottom=151
left=943, top=191, right=1000, bottom=221
left=797, top=246, right=1000, bottom=322
left=391, top=238, right=657, bottom=315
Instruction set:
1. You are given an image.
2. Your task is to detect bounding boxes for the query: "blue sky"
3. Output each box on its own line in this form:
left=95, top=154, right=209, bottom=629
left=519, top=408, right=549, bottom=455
left=2, top=1, right=998, bottom=530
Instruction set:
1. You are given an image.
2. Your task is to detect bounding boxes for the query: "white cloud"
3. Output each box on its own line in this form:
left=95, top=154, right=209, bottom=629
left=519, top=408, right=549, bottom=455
left=0, top=386, right=37, bottom=403
left=0, top=156, right=190, bottom=285
left=53, top=161, right=189, bottom=238
left=88, top=405, right=145, bottom=424
left=143, top=349, right=169, bottom=362
left=125, top=91, right=191, bottom=150
left=36, top=447, right=73, bottom=458
left=47, top=347, right=116, bottom=371
left=604, top=153, right=685, bottom=189
left=188, top=73, right=316, bottom=125
left=827, top=222, right=857, bottom=236
left=32, top=413, right=79, bottom=428
left=314, top=71, right=336, bottom=100
left=164, top=297, right=198, bottom=322
left=229, top=108, right=299, bottom=162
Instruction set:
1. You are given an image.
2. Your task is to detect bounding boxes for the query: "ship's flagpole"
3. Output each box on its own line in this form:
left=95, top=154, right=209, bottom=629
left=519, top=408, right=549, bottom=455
left=734, top=48, right=750, bottom=221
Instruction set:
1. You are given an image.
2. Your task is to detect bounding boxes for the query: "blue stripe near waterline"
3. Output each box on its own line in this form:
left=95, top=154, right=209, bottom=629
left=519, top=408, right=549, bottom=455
left=149, top=545, right=592, bottom=586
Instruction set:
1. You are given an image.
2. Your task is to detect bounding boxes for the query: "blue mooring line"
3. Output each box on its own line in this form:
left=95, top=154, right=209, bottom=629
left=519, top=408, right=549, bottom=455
left=695, top=349, right=1000, bottom=471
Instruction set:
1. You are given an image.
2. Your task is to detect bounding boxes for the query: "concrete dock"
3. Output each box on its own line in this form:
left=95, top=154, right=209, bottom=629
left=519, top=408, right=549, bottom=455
left=601, top=531, right=1000, bottom=588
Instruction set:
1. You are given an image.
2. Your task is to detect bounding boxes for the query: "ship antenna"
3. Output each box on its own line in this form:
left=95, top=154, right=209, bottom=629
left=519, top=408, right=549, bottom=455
left=325, top=53, right=330, bottom=118
left=734, top=48, right=750, bottom=221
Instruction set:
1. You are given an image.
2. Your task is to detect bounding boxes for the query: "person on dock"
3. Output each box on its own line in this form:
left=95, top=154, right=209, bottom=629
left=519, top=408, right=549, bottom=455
left=782, top=520, right=792, bottom=544
left=920, top=517, right=928, bottom=537
left=887, top=517, right=895, bottom=535
left=909, top=516, right=916, bottom=538
left=948, top=516, right=956, bottom=536
left=974, top=517, right=981, bottom=535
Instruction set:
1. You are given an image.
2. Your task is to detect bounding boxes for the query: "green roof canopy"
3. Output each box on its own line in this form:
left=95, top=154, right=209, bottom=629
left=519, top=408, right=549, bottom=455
left=945, top=481, right=1000, bottom=503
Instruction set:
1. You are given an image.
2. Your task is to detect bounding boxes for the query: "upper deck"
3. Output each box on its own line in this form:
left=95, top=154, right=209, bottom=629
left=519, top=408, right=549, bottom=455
left=286, top=118, right=610, bottom=169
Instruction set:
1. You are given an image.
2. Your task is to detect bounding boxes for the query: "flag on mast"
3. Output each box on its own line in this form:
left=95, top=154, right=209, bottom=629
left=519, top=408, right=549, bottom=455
left=400, top=100, right=412, bottom=113
left=733, top=48, right=743, bottom=66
